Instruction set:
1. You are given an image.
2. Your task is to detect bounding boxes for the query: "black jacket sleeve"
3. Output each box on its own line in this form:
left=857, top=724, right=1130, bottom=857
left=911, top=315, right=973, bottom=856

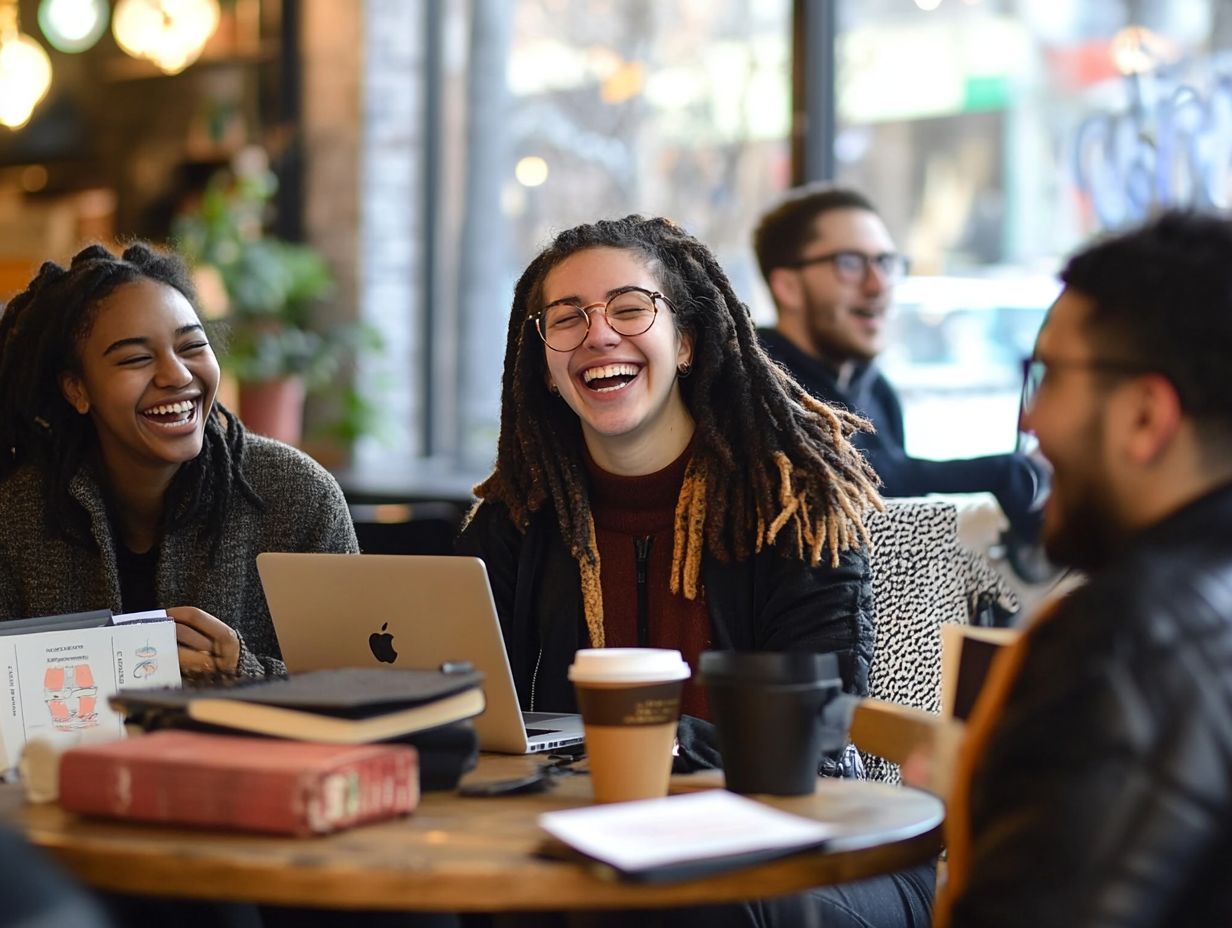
left=951, top=576, right=1232, bottom=927
left=455, top=501, right=521, bottom=629
left=857, top=437, right=1047, bottom=540
left=679, top=541, right=874, bottom=775
left=455, top=501, right=583, bottom=712
left=454, top=501, right=529, bottom=692
left=706, top=541, right=874, bottom=697
left=857, top=370, right=1048, bottom=540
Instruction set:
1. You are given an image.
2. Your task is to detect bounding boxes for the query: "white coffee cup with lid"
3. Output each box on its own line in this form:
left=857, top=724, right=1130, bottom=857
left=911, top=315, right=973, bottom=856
left=568, top=648, right=691, bottom=803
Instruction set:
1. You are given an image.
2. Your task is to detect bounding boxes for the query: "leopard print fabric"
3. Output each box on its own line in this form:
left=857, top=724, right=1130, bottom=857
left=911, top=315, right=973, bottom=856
left=862, top=498, right=1019, bottom=783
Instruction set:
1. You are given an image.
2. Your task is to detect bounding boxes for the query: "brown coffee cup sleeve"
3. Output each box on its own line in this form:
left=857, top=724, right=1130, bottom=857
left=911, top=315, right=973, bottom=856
left=575, top=681, right=682, bottom=726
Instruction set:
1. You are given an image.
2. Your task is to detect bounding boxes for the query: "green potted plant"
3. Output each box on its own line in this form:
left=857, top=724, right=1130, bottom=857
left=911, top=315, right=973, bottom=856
left=175, top=163, right=373, bottom=447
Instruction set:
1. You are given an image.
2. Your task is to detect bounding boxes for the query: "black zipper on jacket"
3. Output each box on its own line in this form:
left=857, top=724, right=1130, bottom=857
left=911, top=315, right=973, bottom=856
left=634, top=535, right=652, bottom=646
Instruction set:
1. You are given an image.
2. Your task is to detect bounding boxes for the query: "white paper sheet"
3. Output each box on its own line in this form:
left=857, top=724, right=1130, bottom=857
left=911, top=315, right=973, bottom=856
left=111, top=608, right=170, bottom=624
left=539, top=789, right=836, bottom=876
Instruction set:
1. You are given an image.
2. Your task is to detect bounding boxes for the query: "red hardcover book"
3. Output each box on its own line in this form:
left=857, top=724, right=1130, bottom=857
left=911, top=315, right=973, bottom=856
left=58, top=730, right=419, bottom=836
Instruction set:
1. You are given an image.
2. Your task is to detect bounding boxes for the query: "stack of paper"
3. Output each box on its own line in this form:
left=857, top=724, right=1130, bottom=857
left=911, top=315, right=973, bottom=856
left=539, top=789, right=836, bottom=882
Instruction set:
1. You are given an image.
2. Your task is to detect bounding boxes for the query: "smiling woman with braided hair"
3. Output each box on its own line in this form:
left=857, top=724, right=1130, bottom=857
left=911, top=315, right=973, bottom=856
left=458, top=216, right=933, bottom=928
left=0, top=242, right=357, bottom=678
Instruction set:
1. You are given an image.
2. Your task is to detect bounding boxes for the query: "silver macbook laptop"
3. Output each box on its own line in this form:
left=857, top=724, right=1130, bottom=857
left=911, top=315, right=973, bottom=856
left=256, top=552, right=584, bottom=754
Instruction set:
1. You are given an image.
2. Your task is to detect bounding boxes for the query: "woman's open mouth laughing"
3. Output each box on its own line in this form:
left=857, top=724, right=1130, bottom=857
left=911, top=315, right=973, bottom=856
left=140, top=397, right=200, bottom=433
left=581, top=362, right=642, bottom=393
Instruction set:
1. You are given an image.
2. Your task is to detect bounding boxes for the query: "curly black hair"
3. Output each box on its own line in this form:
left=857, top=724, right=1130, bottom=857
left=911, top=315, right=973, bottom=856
left=470, top=215, right=882, bottom=644
left=1061, top=209, right=1232, bottom=440
left=0, top=242, right=262, bottom=550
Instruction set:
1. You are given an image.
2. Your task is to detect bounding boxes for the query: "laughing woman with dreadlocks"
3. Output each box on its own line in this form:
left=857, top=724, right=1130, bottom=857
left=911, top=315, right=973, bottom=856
left=458, top=216, right=933, bottom=927
left=0, top=243, right=357, bottom=678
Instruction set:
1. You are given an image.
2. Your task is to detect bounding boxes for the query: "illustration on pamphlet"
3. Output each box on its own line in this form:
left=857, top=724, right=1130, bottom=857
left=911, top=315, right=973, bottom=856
left=132, top=642, right=160, bottom=679
left=0, top=620, right=180, bottom=772
left=43, top=663, right=100, bottom=731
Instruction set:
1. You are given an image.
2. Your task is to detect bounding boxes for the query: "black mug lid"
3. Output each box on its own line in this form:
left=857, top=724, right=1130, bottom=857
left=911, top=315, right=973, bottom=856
left=698, top=650, right=840, bottom=685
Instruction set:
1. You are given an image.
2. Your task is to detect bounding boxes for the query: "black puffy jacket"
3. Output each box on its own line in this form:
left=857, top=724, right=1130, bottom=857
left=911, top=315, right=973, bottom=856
left=951, top=482, right=1232, bottom=927
left=456, top=499, right=874, bottom=771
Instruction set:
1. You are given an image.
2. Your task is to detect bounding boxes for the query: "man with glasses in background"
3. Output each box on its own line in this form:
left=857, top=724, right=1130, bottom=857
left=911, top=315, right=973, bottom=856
left=753, top=184, right=1048, bottom=541
left=935, top=210, right=1232, bottom=926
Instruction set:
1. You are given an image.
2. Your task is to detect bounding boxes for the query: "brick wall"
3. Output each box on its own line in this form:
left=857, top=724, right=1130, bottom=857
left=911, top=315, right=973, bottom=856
left=301, top=0, right=423, bottom=467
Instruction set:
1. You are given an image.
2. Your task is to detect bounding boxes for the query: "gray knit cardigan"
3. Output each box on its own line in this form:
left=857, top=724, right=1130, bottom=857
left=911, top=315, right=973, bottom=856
left=0, top=434, right=358, bottom=677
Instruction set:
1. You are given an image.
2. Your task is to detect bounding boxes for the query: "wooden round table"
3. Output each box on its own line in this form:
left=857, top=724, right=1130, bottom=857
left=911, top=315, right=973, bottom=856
left=2, top=755, right=943, bottom=912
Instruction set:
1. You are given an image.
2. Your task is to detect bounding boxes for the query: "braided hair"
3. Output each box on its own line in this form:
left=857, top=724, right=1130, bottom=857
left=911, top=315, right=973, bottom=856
left=0, top=242, right=263, bottom=550
left=471, top=216, right=882, bottom=645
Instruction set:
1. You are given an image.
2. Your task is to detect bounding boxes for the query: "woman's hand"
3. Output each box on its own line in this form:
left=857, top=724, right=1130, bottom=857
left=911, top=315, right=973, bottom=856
left=166, top=606, right=241, bottom=677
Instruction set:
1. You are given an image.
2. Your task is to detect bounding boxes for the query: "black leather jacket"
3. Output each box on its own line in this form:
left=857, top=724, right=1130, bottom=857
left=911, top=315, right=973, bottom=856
left=951, top=482, right=1232, bottom=927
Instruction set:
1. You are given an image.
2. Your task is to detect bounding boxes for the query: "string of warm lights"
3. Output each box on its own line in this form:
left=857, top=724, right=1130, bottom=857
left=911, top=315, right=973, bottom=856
left=0, top=0, right=221, bottom=131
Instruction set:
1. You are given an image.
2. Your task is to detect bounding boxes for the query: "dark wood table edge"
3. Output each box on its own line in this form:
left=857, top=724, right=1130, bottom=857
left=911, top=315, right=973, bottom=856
left=5, top=771, right=946, bottom=913
left=27, top=826, right=943, bottom=912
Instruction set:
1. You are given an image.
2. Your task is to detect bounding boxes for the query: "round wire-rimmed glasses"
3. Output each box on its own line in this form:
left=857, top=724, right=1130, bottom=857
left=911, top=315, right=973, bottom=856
left=531, top=286, right=672, bottom=352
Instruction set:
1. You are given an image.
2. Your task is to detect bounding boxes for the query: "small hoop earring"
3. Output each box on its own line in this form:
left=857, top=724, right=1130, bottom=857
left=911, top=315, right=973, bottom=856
left=676, top=362, right=692, bottom=378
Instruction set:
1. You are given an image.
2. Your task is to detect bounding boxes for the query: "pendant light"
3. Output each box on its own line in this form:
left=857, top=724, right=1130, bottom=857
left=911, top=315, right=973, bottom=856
left=0, top=0, right=54, bottom=130
left=38, top=0, right=110, bottom=54
left=112, top=0, right=219, bottom=75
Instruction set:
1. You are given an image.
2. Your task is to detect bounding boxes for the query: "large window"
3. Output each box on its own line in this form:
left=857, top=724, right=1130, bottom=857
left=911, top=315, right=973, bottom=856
left=351, top=0, right=1232, bottom=482
left=834, top=0, right=1232, bottom=458
left=433, top=0, right=792, bottom=468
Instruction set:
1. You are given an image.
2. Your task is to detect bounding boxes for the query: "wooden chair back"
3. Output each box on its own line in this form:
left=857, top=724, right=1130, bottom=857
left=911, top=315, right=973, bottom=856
left=850, top=698, right=964, bottom=797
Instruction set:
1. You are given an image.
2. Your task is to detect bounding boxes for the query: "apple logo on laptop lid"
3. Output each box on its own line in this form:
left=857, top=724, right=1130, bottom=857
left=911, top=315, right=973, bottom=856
left=369, top=623, right=398, bottom=663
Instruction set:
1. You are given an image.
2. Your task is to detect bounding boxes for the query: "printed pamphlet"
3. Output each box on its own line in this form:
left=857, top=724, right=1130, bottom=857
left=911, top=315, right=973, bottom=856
left=0, top=619, right=181, bottom=771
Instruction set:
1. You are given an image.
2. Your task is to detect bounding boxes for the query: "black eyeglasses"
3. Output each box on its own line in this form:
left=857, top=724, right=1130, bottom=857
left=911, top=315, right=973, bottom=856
left=788, top=250, right=910, bottom=283
left=1020, top=355, right=1156, bottom=412
left=530, top=286, right=673, bottom=352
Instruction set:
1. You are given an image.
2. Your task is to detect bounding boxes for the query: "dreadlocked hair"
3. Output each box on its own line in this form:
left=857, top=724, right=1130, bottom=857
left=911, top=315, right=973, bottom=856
left=0, top=242, right=264, bottom=556
left=470, top=215, right=883, bottom=647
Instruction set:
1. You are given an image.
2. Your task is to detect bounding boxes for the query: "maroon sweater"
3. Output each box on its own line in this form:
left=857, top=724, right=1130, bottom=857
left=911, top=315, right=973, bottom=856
left=585, top=444, right=713, bottom=720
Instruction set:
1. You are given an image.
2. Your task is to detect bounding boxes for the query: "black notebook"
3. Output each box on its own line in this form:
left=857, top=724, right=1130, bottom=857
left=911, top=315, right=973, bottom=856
left=0, top=609, right=112, bottom=636
left=111, top=666, right=486, bottom=744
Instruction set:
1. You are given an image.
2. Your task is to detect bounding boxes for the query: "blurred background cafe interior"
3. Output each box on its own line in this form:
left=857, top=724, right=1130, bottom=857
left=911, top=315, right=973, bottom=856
left=0, top=0, right=1228, bottom=565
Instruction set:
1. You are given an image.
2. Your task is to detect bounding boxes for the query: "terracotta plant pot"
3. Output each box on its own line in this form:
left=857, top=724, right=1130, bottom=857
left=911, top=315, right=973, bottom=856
left=238, top=377, right=306, bottom=446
